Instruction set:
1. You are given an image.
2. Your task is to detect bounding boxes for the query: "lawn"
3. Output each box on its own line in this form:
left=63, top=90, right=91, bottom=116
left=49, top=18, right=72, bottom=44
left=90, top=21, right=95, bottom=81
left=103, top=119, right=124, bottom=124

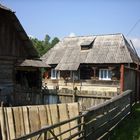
left=110, top=103, right=140, bottom=140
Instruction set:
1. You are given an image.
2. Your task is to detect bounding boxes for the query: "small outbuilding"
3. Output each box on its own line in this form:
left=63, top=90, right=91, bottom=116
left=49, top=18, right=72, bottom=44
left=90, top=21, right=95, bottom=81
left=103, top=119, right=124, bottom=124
left=0, top=4, right=50, bottom=105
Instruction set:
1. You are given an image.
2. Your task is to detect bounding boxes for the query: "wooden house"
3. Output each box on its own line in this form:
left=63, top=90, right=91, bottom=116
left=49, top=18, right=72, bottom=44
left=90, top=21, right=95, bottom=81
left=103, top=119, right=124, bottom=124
left=0, top=4, right=50, bottom=105
left=42, top=33, right=140, bottom=95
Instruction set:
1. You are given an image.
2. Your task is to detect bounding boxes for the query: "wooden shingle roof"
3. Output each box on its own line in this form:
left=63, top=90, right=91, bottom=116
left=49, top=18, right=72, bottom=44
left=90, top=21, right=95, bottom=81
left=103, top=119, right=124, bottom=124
left=42, top=34, right=139, bottom=70
left=16, top=59, right=50, bottom=68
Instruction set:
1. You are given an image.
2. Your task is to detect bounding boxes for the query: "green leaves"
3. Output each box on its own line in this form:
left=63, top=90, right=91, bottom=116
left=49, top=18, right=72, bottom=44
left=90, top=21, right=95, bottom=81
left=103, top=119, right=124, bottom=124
left=30, top=34, right=59, bottom=56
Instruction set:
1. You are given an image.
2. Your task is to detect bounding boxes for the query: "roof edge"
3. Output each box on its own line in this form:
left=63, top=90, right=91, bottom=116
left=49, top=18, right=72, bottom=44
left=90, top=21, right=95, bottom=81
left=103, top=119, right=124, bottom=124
left=0, top=4, right=13, bottom=12
left=64, top=33, right=123, bottom=39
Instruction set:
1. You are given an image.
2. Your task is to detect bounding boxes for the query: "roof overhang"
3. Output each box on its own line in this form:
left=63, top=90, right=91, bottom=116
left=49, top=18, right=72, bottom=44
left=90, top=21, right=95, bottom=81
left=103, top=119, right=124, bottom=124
left=16, top=59, right=50, bottom=68
left=80, top=39, right=94, bottom=46
left=55, top=63, right=80, bottom=71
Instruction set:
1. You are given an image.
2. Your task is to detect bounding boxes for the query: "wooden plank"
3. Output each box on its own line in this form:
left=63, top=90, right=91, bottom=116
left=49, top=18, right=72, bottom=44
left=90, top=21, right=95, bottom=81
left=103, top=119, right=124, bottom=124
left=28, top=106, right=41, bottom=140
left=38, top=105, right=48, bottom=140
left=13, top=107, right=21, bottom=138
left=19, top=107, right=25, bottom=136
left=6, top=107, right=16, bottom=139
left=22, top=106, right=31, bottom=140
left=67, top=103, right=79, bottom=139
left=12, top=107, right=25, bottom=138
left=58, top=103, right=71, bottom=139
left=47, top=104, right=61, bottom=139
left=0, top=107, right=7, bottom=140
left=4, top=107, right=10, bottom=140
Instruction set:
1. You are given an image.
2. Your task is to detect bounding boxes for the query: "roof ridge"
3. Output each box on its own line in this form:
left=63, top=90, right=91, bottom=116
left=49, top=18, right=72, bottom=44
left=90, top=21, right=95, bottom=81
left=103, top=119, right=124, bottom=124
left=64, top=33, right=123, bottom=39
left=0, top=3, right=13, bottom=12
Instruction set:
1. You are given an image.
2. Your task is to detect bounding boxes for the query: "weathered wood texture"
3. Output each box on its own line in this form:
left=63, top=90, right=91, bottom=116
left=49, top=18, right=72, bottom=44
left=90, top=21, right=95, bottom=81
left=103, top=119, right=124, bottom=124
left=124, top=68, right=136, bottom=92
left=43, top=89, right=115, bottom=110
left=11, top=90, right=132, bottom=140
left=0, top=60, right=13, bottom=85
left=0, top=60, right=14, bottom=103
left=0, top=9, right=39, bottom=106
left=84, top=90, right=132, bottom=140
left=0, top=12, right=32, bottom=58
left=124, top=67, right=136, bottom=102
left=0, top=103, right=80, bottom=140
left=13, top=87, right=42, bottom=106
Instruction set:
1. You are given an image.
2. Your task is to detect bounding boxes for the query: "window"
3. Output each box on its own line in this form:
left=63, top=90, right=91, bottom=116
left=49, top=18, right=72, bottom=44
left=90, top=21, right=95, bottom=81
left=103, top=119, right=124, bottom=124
left=99, top=69, right=111, bottom=80
left=81, top=40, right=94, bottom=50
left=81, top=45, right=92, bottom=50
left=51, top=69, right=60, bottom=79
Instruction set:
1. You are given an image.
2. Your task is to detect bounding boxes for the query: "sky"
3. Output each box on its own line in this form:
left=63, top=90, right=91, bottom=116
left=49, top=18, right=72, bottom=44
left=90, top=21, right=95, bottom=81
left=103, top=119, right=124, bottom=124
left=1, top=0, right=140, bottom=55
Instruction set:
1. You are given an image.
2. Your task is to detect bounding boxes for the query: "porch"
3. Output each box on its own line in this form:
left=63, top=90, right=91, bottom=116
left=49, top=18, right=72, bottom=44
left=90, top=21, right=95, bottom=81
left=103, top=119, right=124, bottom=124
left=44, top=64, right=121, bottom=92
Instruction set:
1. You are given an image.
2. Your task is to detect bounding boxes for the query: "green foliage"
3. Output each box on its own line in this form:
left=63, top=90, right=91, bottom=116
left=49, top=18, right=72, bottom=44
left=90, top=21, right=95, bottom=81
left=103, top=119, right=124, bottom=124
left=30, top=34, right=59, bottom=56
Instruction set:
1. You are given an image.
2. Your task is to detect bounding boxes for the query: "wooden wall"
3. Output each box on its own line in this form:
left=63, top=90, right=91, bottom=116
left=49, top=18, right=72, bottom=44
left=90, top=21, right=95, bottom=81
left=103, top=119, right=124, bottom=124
left=0, top=12, right=28, bottom=58
left=0, top=60, right=13, bottom=85
left=0, top=10, right=40, bottom=106
left=0, top=59, right=14, bottom=104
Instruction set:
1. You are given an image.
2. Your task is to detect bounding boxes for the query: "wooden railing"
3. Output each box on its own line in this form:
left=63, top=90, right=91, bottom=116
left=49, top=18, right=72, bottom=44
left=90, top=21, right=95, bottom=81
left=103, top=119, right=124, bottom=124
left=13, top=90, right=132, bottom=140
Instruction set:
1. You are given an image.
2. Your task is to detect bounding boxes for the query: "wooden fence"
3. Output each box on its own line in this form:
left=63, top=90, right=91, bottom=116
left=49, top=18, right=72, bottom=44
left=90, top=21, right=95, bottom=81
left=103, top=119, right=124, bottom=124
left=83, top=90, right=132, bottom=139
left=0, top=103, right=80, bottom=140
left=7, top=90, right=132, bottom=140
left=43, top=88, right=116, bottom=110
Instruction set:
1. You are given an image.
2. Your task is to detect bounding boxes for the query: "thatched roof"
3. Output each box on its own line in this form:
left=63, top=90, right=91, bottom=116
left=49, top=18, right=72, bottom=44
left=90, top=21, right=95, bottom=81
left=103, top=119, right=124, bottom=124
left=0, top=4, right=38, bottom=58
left=42, top=34, right=139, bottom=70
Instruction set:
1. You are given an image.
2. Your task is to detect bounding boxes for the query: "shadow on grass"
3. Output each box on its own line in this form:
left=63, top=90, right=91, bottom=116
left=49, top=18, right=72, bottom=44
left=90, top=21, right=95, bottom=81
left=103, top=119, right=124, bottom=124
left=110, top=103, right=140, bottom=140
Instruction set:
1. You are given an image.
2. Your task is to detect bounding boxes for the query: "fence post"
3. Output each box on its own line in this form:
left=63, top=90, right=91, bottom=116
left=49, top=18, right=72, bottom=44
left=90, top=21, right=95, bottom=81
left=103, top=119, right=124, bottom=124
left=73, top=87, right=77, bottom=102
left=120, top=64, right=124, bottom=93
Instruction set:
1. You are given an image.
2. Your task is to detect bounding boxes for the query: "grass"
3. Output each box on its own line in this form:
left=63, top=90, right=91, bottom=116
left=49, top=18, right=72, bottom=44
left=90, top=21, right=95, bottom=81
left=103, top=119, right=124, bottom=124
left=110, top=103, right=140, bottom=140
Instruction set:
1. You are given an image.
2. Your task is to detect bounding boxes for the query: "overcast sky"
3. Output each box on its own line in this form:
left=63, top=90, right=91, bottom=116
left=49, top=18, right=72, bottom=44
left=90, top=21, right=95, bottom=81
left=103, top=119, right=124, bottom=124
left=1, top=0, right=140, bottom=55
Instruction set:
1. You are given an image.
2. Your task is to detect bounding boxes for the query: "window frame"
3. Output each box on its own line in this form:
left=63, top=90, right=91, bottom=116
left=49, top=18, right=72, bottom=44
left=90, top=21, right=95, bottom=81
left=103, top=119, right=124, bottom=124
left=99, top=69, right=111, bottom=80
left=51, top=69, right=60, bottom=80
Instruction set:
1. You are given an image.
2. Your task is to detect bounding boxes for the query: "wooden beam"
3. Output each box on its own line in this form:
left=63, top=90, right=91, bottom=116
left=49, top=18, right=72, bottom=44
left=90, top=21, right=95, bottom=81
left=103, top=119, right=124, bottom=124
left=120, top=64, right=124, bottom=93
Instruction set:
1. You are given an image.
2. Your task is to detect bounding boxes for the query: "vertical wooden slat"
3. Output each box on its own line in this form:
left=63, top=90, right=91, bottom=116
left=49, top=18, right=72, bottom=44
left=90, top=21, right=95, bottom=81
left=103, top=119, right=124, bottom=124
left=49, top=104, right=61, bottom=139
left=7, top=107, right=16, bottom=139
left=67, top=103, right=79, bottom=139
left=45, top=105, right=53, bottom=139
left=58, top=103, right=71, bottom=139
left=120, top=64, right=124, bottom=93
left=13, top=107, right=21, bottom=138
left=4, top=107, right=10, bottom=140
left=19, top=107, right=25, bottom=136
left=28, top=106, right=41, bottom=140
left=23, top=106, right=31, bottom=140
left=38, top=105, right=48, bottom=140
left=0, top=107, right=7, bottom=140
left=12, top=107, right=25, bottom=138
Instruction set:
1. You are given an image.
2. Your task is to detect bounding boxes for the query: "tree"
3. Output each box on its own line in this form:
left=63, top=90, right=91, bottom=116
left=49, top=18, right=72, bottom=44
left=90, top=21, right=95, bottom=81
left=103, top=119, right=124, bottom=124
left=44, top=34, right=50, bottom=45
left=51, top=37, right=59, bottom=47
left=30, top=35, right=59, bottom=56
